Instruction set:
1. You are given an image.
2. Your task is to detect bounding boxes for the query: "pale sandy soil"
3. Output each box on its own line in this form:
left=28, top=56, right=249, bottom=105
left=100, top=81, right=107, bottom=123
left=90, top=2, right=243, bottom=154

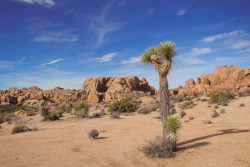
left=0, top=96, right=250, bottom=167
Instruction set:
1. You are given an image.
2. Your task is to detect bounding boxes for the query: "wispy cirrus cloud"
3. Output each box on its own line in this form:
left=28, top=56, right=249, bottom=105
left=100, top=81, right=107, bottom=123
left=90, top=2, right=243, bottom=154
left=176, top=47, right=212, bottom=64
left=27, top=23, right=78, bottom=43
left=215, top=56, right=250, bottom=62
left=177, top=9, right=187, bottom=16
left=231, top=40, right=250, bottom=49
left=94, top=53, right=117, bottom=63
left=33, top=30, right=78, bottom=43
left=122, top=57, right=140, bottom=64
left=215, top=18, right=234, bottom=27
left=90, top=1, right=125, bottom=47
left=201, top=30, right=244, bottom=42
left=39, top=59, right=64, bottom=66
left=13, top=0, right=55, bottom=7
left=0, top=57, right=26, bottom=69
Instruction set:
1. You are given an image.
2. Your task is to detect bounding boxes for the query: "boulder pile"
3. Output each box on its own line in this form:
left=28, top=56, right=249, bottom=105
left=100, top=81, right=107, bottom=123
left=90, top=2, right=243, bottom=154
left=0, top=86, right=85, bottom=107
left=171, top=65, right=250, bottom=96
left=82, top=76, right=155, bottom=103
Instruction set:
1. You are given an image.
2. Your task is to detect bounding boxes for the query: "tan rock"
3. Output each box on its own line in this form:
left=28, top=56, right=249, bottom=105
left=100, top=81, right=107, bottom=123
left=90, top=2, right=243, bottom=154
left=87, top=91, right=100, bottom=103
left=185, top=78, right=195, bottom=88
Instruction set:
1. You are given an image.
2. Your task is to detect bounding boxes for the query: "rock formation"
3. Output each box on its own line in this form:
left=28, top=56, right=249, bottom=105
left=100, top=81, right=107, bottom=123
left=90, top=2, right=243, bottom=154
left=171, top=65, right=250, bottom=96
left=82, top=76, right=155, bottom=103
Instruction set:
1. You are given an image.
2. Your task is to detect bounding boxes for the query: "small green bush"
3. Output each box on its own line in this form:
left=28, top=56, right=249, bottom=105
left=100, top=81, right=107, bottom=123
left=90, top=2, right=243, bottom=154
left=45, top=112, right=62, bottom=121
left=167, top=115, right=182, bottom=134
left=12, top=124, right=29, bottom=134
left=109, top=99, right=136, bottom=113
left=75, top=109, right=88, bottom=118
left=185, top=96, right=192, bottom=101
left=209, top=89, right=235, bottom=103
left=180, top=101, right=192, bottom=109
left=75, top=101, right=89, bottom=112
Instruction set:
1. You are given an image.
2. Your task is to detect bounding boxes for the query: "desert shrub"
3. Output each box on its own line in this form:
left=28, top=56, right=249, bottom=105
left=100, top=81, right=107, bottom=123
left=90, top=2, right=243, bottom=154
left=15, top=105, right=29, bottom=111
left=139, top=136, right=174, bottom=158
left=211, top=110, right=219, bottom=118
left=92, top=112, right=103, bottom=118
left=179, top=111, right=186, bottom=118
left=75, top=109, right=89, bottom=118
left=110, top=112, right=120, bottom=119
left=180, top=101, right=193, bottom=109
left=239, top=104, right=245, bottom=107
left=209, top=89, right=235, bottom=103
left=109, top=99, right=136, bottom=113
left=214, top=105, right=219, bottom=109
left=41, top=107, right=50, bottom=117
left=57, top=104, right=72, bottom=113
left=167, top=115, right=181, bottom=134
left=185, top=96, right=192, bottom=101
left=75, top=101, right=89, bottom=112
left=141, top=109, right=151, bottom=114
left=88, top=129, right=99, bottom=139
left=0, top=105, right=19, bottom=113
left=177, top=95, right=183, bottom=102
left=12, top=124, right=29, bottom=134
left=45, top=112, right=61, bottom=121
left=170, top=95, right=177, bottom=103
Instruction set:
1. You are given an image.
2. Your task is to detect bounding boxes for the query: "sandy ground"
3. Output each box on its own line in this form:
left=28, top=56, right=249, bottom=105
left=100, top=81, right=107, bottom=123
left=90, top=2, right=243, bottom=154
left=0, top=96, right=250, bottom=167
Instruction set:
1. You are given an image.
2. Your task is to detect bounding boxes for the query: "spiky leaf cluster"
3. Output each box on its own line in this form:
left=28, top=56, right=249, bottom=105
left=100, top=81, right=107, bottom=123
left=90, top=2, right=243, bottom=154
left=140, top=41, right=177, bottom=65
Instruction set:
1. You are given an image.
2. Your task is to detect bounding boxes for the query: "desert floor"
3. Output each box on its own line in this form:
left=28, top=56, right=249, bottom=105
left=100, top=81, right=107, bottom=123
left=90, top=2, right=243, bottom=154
left=0, top=96, right=250, bottom=167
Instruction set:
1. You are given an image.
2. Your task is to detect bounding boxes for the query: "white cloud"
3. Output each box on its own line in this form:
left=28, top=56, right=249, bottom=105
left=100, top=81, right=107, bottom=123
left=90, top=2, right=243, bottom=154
left=33, top=30, right=78, bottom=43
left=201, top=30, right=244, bottom=42
left=176, top=47, right=212, bottom=64
left=122, top=57, right=140, bottom=64
left=215, top=19, right=234, bottom=27
left=186, top=47, right=212, bottom=56
left=13, top=0, right=55, bottom=7
left=231, top=41, right=250, bottom=49
left=90, top=1, right=125, bottom=47
left=177, top=9, right=187, bottom=16
left=94, top=53, right=117, bottom=63
left=215, top=56, right=250, bottom=62
left=39, top=59, right=64, bottom=66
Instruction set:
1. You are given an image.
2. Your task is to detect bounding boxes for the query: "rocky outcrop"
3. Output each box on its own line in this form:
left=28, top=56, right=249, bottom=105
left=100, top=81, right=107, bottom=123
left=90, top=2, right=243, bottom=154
left=82, top=76, right=155, bottom=103
left=0, top=86, right=85, bottom=107
left=172, top=65, right=250, bottom=96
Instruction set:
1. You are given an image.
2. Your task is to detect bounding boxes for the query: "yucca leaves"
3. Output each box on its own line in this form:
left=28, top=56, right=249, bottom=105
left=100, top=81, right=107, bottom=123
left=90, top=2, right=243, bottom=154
left=140, top=41, right=177, bottom=65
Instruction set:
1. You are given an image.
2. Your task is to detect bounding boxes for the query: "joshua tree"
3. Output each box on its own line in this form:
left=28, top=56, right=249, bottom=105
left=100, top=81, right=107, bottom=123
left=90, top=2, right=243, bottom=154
left=140, top=41, right=177, bottom=138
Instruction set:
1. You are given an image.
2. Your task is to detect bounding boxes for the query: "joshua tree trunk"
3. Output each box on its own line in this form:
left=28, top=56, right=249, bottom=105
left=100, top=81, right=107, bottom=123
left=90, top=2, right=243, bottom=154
left=159, top=74, right=170, bottom=138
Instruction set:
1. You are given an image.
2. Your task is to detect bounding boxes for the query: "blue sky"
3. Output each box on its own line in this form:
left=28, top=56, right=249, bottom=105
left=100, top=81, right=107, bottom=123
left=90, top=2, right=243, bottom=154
left=0, top=0, right=250, bottom=90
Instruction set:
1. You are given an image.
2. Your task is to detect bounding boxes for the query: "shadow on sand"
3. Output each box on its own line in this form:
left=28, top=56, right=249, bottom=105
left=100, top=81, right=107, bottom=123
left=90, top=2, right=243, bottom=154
left=177, top=129, right=250, bottom=150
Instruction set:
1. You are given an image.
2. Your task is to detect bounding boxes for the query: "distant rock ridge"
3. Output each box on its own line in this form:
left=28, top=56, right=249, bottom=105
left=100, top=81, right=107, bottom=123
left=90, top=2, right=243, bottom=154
left=82, top=76, right=155, bottom=103
left=0, top=76, right=155, bottom=105
left=170, top=65, right=250, bottom=96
